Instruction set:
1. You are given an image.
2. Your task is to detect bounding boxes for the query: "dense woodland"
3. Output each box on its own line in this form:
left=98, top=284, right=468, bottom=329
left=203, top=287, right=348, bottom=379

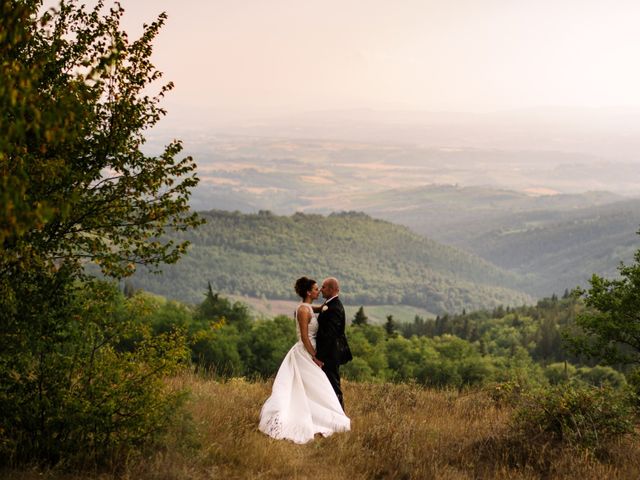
left=128, top=209, right=531, bottom=314
left=122, top=284, right=626, bottom=389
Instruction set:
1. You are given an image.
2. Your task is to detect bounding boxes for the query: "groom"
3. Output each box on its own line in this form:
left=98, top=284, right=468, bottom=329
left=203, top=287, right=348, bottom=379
left=315, top=277, right=346, bottom=409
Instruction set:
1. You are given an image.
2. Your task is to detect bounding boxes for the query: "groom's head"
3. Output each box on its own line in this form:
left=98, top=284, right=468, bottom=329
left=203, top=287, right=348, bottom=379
left=321, top=277, right=339, bottom=299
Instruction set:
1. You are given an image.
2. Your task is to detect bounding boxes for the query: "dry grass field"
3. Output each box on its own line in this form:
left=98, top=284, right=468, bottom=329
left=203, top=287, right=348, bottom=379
left=5, top=373, right=639, bottom=480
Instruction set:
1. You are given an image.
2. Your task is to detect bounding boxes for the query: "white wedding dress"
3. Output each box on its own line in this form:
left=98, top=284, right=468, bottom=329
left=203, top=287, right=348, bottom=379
left=258, top=303, right=350, bottom=444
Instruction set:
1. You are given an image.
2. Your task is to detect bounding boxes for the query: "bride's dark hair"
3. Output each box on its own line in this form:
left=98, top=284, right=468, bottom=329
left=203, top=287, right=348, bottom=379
left=294, top=276, right=316, bottom=299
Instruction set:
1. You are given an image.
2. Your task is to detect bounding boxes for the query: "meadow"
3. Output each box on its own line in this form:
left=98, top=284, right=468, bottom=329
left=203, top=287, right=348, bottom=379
left=228, top=294, right=436, bottom=325
left=6, top=374, right=638, bottom=480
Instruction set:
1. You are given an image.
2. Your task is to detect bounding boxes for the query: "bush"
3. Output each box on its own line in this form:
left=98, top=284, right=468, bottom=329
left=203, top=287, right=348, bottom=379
left=626, top=367, right=640, bottom=410
left=0, top=280, right=189, bottom=468
left=575, top=365, right=627, bottom=388
left=544, top=362, right=577, bottom=385
left=342, top=357, right=375, bottom=382
left=485, top=380, right=526, bottom=408
left=511, top=384, right=635, bottom=450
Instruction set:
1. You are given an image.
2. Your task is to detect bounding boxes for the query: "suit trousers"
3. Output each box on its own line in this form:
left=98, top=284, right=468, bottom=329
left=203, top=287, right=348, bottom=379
left=322, top=362, right=343, bottom=409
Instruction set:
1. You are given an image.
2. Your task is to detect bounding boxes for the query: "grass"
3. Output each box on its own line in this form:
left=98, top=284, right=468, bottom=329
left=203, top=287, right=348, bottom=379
left=4, top=374, right=639, bottom=480
left=228, top=294, right=436, bottom=324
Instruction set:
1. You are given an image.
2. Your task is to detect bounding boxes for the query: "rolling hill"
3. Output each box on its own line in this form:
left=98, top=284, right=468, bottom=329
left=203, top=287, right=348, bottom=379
left=340, top=185, right=640, bottom=296
left=127, top=210, right=532, bottom=314
left=464, top=199, right=640, bottom=295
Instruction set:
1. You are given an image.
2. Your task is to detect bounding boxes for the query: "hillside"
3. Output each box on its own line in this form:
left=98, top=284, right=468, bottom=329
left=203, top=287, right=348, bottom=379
left=340, top=185, right=640, bottom=296
left=128, top=210, right=532, bottom=314
left=466, top=198, right=640, bottom=295
left=339, top=184, right=624, bottom=244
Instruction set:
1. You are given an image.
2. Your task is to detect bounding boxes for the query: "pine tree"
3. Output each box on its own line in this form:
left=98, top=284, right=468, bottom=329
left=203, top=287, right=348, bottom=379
left=353, top=306, right=369, bottom=326
left=385, top=314, right=396, bottom=337
left=197, top=282, right=251, bottom=330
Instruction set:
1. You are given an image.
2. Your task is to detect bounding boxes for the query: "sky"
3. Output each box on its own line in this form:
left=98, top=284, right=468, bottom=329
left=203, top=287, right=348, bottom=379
left=110, top=0, right=640, bottom=121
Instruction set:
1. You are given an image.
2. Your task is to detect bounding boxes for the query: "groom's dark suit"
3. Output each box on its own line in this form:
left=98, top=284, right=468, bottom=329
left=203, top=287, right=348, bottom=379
left=316, top=296, right=346, bottom=408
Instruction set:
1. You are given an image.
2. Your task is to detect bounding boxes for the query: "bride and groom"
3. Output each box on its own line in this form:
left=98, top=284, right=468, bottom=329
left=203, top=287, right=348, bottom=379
left=258, top=276, right=352, bottom=444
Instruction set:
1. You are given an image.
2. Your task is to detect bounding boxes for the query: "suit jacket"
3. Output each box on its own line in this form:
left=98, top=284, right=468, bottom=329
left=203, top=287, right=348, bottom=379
left=315, top=296, right=346, bottom=366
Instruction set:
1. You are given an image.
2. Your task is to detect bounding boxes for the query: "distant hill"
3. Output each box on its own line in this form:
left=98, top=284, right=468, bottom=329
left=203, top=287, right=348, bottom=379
left=128, top=210, right=532, bottom=314
left=465, top=199, right=640, bottom=296
left=342, top=185, right=640, bottom=296
left=340, top=184, right=623, bottom=243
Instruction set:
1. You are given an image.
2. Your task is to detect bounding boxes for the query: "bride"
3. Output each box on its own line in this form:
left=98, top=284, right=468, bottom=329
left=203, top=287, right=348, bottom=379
left=258, top=276, right=351, bottom=444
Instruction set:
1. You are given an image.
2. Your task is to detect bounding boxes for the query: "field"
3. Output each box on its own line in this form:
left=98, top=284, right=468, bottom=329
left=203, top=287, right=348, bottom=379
left=6, top=374, right=638, bottom=480
left=229, top=294, right=436, bottom=324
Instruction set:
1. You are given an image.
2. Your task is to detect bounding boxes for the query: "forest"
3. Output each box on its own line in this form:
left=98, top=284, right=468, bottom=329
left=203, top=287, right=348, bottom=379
left=127, top=209, right=532, bottom=314
left=120, top=284, right=626, bottom=390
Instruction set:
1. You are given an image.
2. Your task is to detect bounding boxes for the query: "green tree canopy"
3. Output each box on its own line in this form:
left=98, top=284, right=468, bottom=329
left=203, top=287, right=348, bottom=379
left=565, top=237, right=640, bottom=367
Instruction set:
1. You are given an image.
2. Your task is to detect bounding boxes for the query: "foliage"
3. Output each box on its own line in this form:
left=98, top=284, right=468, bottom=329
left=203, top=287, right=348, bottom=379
left=565, top=243, right=640, bottom=367
left=575, top=365, right=627, bottom=388
left=239, top=316, right=296, bottom=377
left=190, top=325, right=244, bottom=376
left=544, top=362, right=577, bottom=385
left=485, top=380, right=526, bottom=408
left=86, top=286, right=636, bottom=402
left=0, top=0, right=200, bottom=468
left=0, top=280, right=189, bottom=467
left=181, top=303, right=514, bottom=388
left=197, top=282, right=251, bottom=331
left=511, top=384, right=635, bottom=450
left=543, top=363, right=627, bottom=388
left=124, top=289, right=637, bottom=393
left=384, top=314, right=396, bottom=337
left=401, top=294, right=584, bottom=365
left=0, top=0, right=201, bottom=279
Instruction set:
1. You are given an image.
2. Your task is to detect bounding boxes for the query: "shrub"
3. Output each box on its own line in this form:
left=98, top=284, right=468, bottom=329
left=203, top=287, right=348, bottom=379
left=485, top=380, right=526, bottom=408
left=0, top=280, right=189, bottom=468
left=511, top=384, right=635, bottom=450
left=544, top=362, right=577, bottom=385
left=626, top=367, right=640, bottom=410
left=342, top=357, right=375, bottom=382
left=575, top=365, right=627, bottom=388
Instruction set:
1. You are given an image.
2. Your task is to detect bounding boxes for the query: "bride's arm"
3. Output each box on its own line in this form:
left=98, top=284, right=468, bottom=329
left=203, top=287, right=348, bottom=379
left=297, top=306, right=323, bottom=367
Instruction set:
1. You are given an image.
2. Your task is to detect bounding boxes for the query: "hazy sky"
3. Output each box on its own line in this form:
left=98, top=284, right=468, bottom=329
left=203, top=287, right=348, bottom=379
left=82, top=1, right=640, bottom=119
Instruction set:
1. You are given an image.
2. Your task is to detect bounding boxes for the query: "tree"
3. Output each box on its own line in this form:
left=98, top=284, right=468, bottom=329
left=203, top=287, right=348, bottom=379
left=385, top=314, right=397, bottom=337
left=565, top=242, right=640, bottom=367
left=1, top=0, right=201, bottom=280
left=0, top=0, right=200, bottom=466
left=197, top=282, right=251, bottom=331
left=352, top=306, right=369, bottom=326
